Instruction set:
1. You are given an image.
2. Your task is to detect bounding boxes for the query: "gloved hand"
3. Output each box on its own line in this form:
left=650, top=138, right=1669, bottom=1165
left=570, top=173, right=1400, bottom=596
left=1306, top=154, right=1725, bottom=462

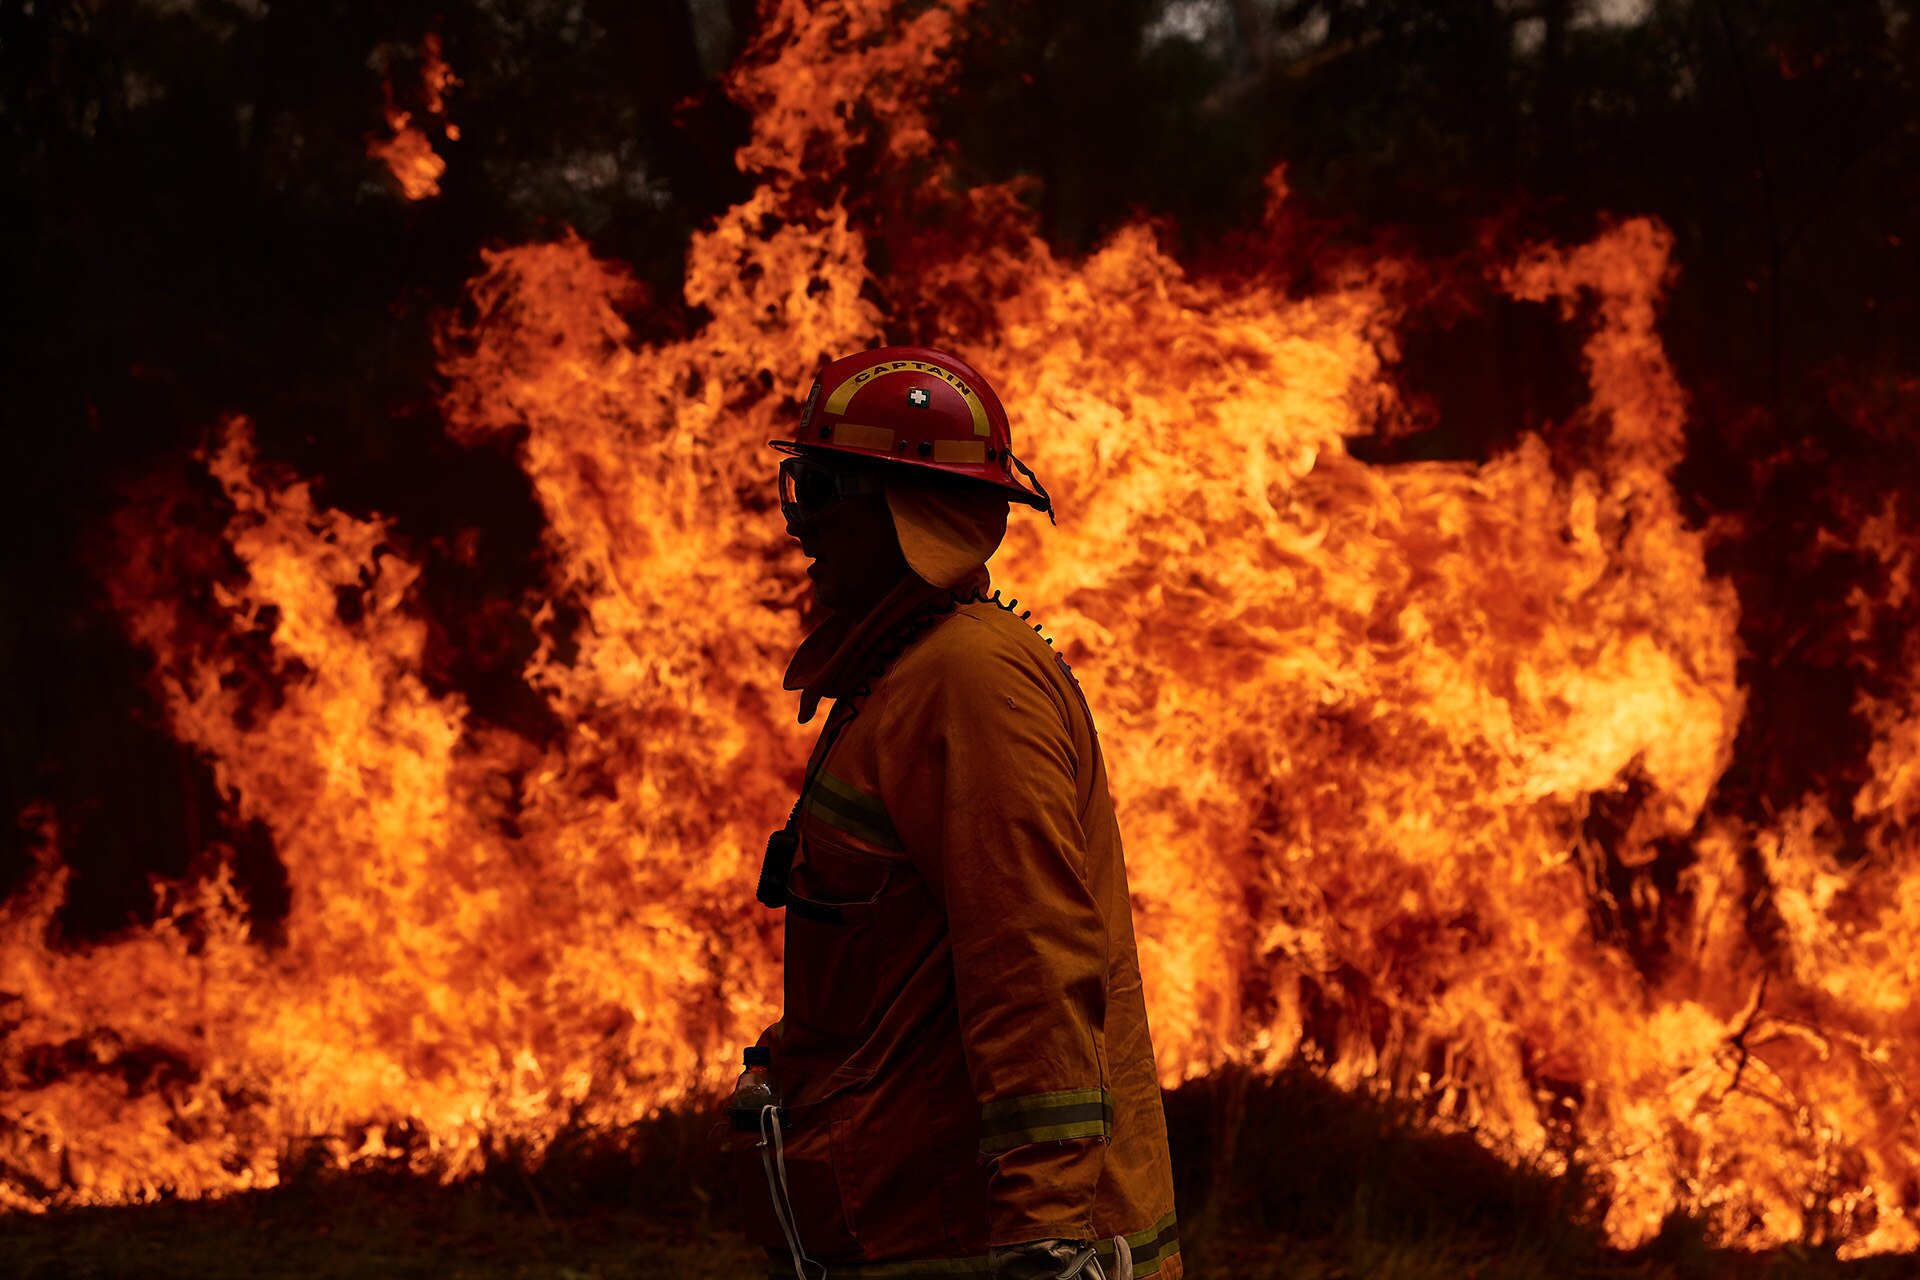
left=987, top=1235, right=1133, bottom=1280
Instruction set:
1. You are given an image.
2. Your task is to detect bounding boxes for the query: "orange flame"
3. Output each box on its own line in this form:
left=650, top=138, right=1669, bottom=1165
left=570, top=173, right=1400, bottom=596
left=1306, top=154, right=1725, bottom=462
left=4, top=0, right=1916, bottom=1259
left=368, top=34, right=456, bottom=200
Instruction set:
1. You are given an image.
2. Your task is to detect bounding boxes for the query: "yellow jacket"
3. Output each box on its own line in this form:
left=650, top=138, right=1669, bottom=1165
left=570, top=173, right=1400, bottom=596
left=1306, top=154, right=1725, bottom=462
left=729, top=565, right=1182, bottom=1278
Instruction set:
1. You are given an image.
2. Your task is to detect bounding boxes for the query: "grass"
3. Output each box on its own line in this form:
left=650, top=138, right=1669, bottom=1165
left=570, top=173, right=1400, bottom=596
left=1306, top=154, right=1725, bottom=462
left=4, top=1069, right=1913, bottom=1279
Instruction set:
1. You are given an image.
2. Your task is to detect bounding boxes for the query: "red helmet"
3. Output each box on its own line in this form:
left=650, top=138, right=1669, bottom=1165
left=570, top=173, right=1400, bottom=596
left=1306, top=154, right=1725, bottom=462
left=769, top=345, right=1053, bottom=520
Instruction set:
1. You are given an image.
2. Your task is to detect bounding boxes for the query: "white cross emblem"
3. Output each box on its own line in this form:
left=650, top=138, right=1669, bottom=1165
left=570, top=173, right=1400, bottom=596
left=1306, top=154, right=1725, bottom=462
left=907, top=387, right=930, bottom=407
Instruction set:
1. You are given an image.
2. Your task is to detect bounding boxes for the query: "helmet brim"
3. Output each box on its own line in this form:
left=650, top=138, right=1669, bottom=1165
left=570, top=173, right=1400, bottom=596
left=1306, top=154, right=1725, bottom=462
left=767, top=439, right=1051, bottom=511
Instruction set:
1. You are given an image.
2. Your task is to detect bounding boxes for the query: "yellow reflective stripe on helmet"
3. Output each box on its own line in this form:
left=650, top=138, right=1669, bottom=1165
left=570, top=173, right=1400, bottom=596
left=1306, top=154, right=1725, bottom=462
left=822, top=359, right=992, bottom=436
left=831, top=421, right=895, bottom=452
left=804, top=770, right=901, bottom=850
left=932, top=439, right=987, bottom=465
left=978, top=1086, right=1114, bottom=1152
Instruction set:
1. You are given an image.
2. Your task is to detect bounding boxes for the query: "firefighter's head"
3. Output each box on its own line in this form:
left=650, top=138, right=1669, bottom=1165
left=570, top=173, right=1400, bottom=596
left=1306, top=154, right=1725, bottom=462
left=779, top=452, right=911, bottom=616
left=771, top=345, right=1054, bottom=613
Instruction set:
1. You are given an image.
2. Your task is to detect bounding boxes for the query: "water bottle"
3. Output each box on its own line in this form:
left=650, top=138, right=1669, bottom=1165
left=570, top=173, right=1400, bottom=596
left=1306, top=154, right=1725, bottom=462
left=728, top=1045, right=782, bottom=1131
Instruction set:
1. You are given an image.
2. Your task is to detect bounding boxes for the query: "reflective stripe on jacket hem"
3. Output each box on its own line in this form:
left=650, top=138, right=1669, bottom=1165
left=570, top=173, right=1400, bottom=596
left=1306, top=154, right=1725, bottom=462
left=978, top=1087, right=1114, bottom=1152
left=1113, top=1208, right=1181, bottom=1275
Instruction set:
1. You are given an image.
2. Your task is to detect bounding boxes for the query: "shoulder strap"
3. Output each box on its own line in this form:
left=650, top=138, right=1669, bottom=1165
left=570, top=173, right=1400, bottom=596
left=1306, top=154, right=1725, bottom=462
left=755, top=703, right=856, bottom=910
left=755, top=581, right=985, bottom=911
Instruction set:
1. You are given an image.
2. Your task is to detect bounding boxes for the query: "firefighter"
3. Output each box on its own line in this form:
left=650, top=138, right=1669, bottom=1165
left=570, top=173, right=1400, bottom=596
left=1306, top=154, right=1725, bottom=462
left=729, top=345, right=1182, bottom=1280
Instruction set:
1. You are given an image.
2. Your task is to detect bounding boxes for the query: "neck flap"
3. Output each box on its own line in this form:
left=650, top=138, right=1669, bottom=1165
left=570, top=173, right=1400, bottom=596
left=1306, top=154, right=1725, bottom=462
left=783, top=565, right=992, bottom=724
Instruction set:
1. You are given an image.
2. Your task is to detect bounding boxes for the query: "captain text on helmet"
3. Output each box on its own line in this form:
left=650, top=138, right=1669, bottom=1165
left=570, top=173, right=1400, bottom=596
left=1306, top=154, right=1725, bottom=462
left=719, top=345, right=1183, bottom=1280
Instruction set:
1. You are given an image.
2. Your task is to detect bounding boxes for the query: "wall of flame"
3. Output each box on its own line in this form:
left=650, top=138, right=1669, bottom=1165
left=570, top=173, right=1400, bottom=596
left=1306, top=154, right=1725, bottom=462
left=4, top=0, right=1915, bottom=1258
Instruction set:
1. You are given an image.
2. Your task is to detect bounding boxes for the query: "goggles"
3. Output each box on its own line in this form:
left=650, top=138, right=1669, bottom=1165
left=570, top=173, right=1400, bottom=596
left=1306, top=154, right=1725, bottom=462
left=779, top=456, right=887, bottom=528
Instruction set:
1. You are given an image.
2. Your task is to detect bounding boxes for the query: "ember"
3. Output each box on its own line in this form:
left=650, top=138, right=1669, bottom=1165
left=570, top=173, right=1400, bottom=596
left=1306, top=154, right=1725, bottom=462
left=368, top=34, right=456, bottom=200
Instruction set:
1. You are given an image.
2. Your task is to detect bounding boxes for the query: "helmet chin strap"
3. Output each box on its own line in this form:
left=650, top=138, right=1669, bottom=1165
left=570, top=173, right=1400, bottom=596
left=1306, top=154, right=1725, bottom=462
left=1006, top=452, right=1056, bottom=525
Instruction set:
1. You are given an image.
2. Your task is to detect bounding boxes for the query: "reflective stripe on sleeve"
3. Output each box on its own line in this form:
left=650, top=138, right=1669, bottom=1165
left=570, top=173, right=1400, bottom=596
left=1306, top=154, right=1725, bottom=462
left=805, top=770, right=903, bottom=850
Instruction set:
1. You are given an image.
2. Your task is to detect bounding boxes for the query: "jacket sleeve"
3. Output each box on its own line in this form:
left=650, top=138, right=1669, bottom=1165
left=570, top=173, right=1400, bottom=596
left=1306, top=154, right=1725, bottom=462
left=875, top=629, right=1111, bottom=1246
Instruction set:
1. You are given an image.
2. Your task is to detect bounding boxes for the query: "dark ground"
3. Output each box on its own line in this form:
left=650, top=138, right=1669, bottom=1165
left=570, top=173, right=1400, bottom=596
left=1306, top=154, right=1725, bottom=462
left=4, top=1070, right=1912, bottom=1280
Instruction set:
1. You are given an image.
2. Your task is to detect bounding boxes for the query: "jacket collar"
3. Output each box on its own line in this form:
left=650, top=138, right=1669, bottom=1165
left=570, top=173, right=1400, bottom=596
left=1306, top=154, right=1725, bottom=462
left=783, top=566, right=992, bottom=724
